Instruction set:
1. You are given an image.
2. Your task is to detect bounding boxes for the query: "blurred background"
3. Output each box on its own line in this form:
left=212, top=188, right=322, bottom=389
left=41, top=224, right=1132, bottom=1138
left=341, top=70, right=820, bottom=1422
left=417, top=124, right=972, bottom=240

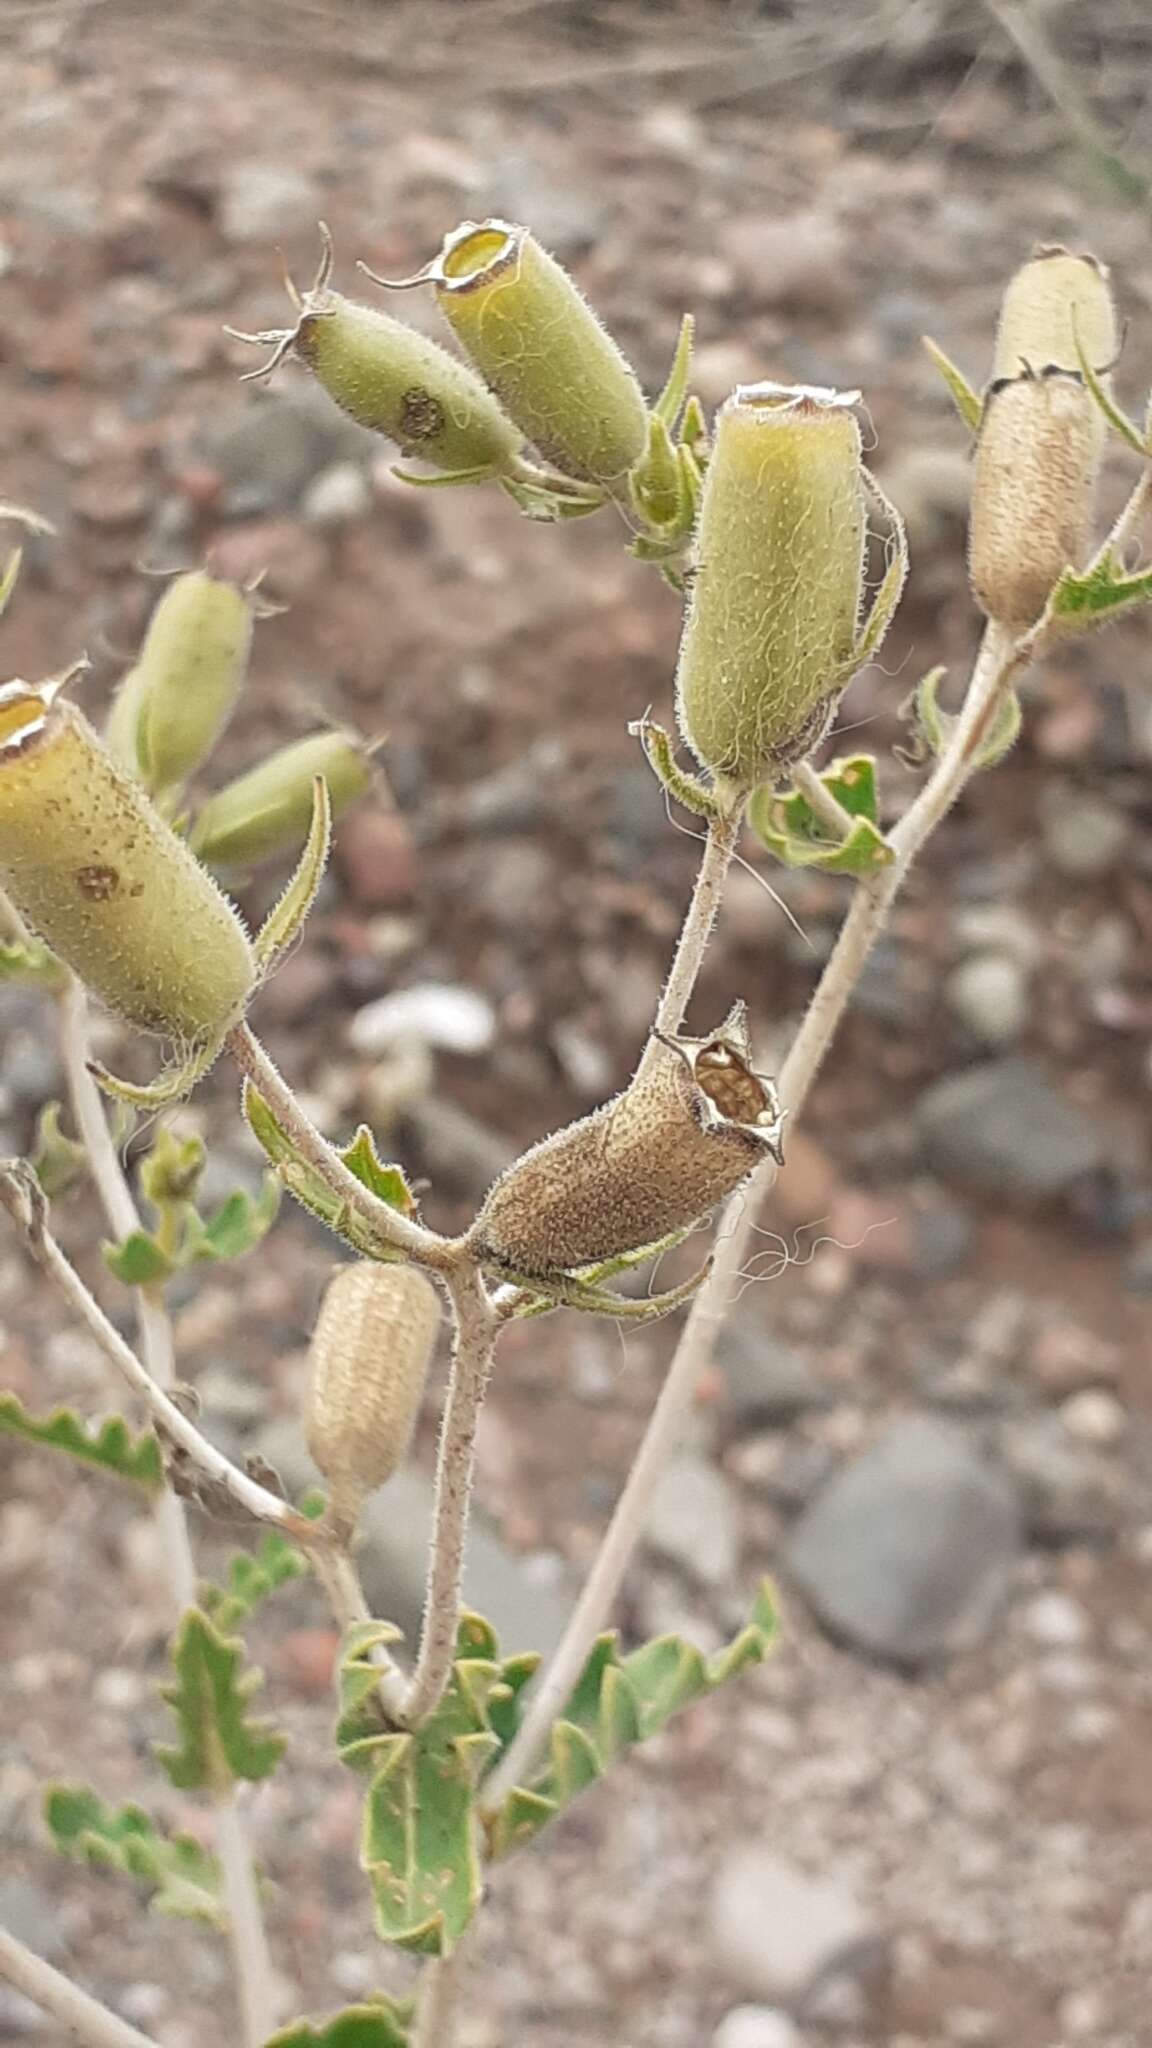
left=2, top=2, right=1152, bottom=2044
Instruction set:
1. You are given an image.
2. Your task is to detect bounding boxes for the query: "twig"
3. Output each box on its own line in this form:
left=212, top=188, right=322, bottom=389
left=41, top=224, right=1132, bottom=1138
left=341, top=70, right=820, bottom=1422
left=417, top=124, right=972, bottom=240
left=213, top=1797, right=277, bottom=2048
left=402, top=1265, right=499, bottom=1725
left=413, top=1930, right=473, bottom=2048
left=226, top=1022, right=459, bottom=1270
left=653, top=803, right=742, bottom=1037
left=790, top=758, right=860, bottom=843
left=0, top=1164, right=317, bottom=1541
left=0, top=1925, right=157, bottom=2048
left=486, top=619, right=1029, bottom=1802
left=312, top=1544, right=408, bottom=1722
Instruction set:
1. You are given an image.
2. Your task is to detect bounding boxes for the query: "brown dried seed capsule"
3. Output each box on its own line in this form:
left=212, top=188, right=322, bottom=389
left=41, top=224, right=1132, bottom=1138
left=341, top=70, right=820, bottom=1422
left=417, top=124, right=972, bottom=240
left=468, top=1003, right=785, bottom=1281
left=969, top=367, right=1104, bottom=629
left=306, top=1262, right=440, bottom=1536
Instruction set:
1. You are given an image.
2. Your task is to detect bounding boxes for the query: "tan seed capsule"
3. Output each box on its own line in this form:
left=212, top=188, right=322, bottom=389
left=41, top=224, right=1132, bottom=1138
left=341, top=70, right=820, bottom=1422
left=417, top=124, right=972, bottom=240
left=468, top=1004, right=785, bottom=1281
left=969, top=368, right=1105, bottom=629
left=0, top=676, right=254, bottom=1039
left=306, top=1262, right=441, bottom=1535
left=993, top=246, right=1117, bottom=383
left=427, top=219, right=649, bottom=485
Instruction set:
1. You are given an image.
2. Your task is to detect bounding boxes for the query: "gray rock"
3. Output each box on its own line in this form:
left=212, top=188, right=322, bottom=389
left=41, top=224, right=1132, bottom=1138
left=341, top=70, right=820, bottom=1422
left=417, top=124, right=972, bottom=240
left=715, top=1321, right=831, bottom=1427
left=945, top=953, right=1030, bottom=1045
left=253, top=1419, right=571, bottom=1656
left=711, top=2008, right=801, bottom=2048
left=645, top=1453, right=740, bottom=1589
left=204, top=390, right=375, bottom=516
left=301, top=460, right=374, bottom=527
left=916, top=1057, right=1103, bottom=1199
left=220, top=163, right=321, bottom=243
left=0, top=1878, right=64, bottom=1961
left=785, top=1416, right=1022, bottom=1665
left=997, top=1414, right=1127, bottom=1544
left=1040, top=784, right=1129, bottom=878
left=710, top=1844, right=878, bottom=2005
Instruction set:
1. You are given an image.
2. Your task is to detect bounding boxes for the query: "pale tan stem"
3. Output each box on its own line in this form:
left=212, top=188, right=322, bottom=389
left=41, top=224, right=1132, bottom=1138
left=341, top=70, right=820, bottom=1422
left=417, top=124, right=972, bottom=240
left=0, top=1925, right=157, bottom=2048
left=654, top=802, right=742, bottom=1037
left=312, top=1545, right=408, bottom=1722
left=214, top=1797, right=278, bottom=2048
left=413, top=1930, right=473, bottom=2048
left=487, top=621, right=1028, bottom=1802
left=790, top=757, right=858, bottom=843
left=402, top=1265, right=498, bottom=1725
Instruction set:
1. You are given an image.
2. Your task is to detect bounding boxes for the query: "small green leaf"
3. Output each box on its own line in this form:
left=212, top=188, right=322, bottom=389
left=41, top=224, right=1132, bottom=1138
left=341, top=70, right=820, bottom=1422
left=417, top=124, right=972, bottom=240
left=338, top=1127, right=415, bottom=1216
left=44, top=1783, right=224, bottom=1926
left=922, top=336, right=983, bottom=433
left=336, top=1614, right=533, bottom=1956
left=0, top=1394, right=163, bottom=1491
left=263, top=2003, right=411, bottom=2048
left=678, top=392, right=708, bottom=456
left=1074, top=327, right=1147, bottom=454
left=140, top=1127, right=206, bottom=1209
left=1051, top=549, right=1152, bottom=624
left=653, top=313, right=694, bottom=432
left=747, top=754, right=895, bottom=875
left=903, top=665, right=1021, bottom=771
left=200, top=1530, right=310, bottom=1635
left=628, top=714, right=719, bottom=820
left=103, top=1229, right=177, bottom=1288
left=190, top=1175, right=282, bottom=1263
left=242, top=1084, right=404, bottom=1261
left=30, top=1101, right=86, bottom=1200
left=0, top=936, right=62, bottom=985
left=488, top=1582, right=776, bottom=1859
left=254, top=776, right=332, bottom=976
left=155, top=1609, right=286, bottom=1795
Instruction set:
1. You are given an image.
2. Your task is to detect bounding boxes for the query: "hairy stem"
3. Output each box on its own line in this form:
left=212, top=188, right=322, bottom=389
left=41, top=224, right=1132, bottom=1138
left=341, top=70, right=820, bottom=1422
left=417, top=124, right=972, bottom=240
left=312, top=1544, right=408, bottom=1721
left=487, top=620, right=1027, bottom=1799
left=226, top=1022, right=458, bottom=1269
left=214, top=1796, right=278, bottom=2048
left=653, top=802, right=742, bottom=1036
left=0, top=1926, right=157, bottom=2048
left=402, top=1266, right=498, bottom=1725
left=790, top=757, right=859, bottom=842
left=413, top=1931, right=473, bottom=2048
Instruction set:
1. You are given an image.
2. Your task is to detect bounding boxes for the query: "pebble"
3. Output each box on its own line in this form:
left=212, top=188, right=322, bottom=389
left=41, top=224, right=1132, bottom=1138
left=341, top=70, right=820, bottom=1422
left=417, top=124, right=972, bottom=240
left=715, top=1320, right=831, bottom=1427
left=219, top=162, right=321, bottom=242
left=719, top=211, right=854, bottom=318
left=645, top=1452, right=741, bottom=1589
left=711, top=2008, right=800, bottom=2048
left=349, top=982, right=495, bottom=1056
left=785, top=1416, right=1022, bottom=1665
left=1021, top=1589, right=1089, bottom=1648
left=944, top=952, right=1030, bottom=1045
left=997, top=1413, right=1127, bottom=1543
left=915, top=1057, right=1103, bottom=1199
left=334, top=807, right=418, bottom=910
left=709, top=1844, right=878, bottom=2005
left=301, top=459, right=374, bottom=526
left=1059, top=1388, right=1126, bottom=1445
left=1040, top=784, right=1129, bottom=878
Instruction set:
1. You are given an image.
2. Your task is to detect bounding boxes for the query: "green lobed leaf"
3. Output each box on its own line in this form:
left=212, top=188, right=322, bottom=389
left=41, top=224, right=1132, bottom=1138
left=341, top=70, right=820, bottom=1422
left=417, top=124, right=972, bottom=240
left=243, top=1083, right=410, bottom=1259
left=0, top=1393, right=163, bottom=1491
left=103, top=1229, right=177, bottom=1288
left=253, top=775, right=332, bottom=976
left=488, top=1581, right=776, bottom=1860
left=747, top=754, right=895, bottom=875
left=200, top=1529, right=310, bottom=1635
left=30, top=1101, right=87, bottom=1200
left=263, top=2003, right=411, bottom=2048
left=155, top=1609, right=286, bottom=1794
left=44, top=1783, right=224, bottom=1926
left=335, top=1614, right=538, bottom=1957
left=189, top=1175, right=282, bottom=1262
left=338, top=1127, right=415, bottom=1217
left=1051, top=549, right=1152, bottom=624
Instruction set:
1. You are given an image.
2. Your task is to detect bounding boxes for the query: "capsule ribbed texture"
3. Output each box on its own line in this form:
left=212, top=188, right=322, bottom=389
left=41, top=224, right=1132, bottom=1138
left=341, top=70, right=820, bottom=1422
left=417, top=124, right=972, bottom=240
left=468, top=1014, right=783, bottom=1280
left=189, top=729, right=373, bottom=869
left=676, top=383, right=866, bottom=789
left=306, top=1262, right=441, bottom=1533
left=0, top=683, right=254, bottom=1039
left=433, top=220, right=649, bottom=485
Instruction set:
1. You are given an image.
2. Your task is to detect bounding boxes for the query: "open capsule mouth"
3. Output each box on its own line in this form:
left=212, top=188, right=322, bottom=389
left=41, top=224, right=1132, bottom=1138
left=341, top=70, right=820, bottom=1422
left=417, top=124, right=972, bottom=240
left=693, top=1039, right=782, bottom=1131
left=0, top=680, right=56, bottom=756
left=731, top=379, right=862, bottom=418
left=436, top=218, right=524, bottom=293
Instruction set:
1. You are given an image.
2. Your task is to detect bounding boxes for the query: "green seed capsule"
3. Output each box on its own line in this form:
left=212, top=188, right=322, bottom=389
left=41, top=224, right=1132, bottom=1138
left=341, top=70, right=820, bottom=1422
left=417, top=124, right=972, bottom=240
left=970, top=369, right=1104, bottom=629
left=306, top=1261, right=440, bottom=1536
left=676, top=382, right=866, bottom=788
left=233, top=230, right=523, bottom=477
left=188, top=728, right=374, bottom=870
left=112, top=569, right=254, bottom=799
left=992, top=246, right=1117, bottom=382
left=427, top=219, right=649, bottom=485
left=468, top=1005, right=785, bottom=1281
left=0, top=677, right=254, bottom=1039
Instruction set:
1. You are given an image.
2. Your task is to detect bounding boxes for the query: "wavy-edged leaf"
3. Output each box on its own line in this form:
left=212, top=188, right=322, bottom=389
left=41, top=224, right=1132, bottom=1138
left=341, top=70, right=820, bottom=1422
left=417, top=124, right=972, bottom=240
left=44, top=1783, right=224, bottom=1926
left=0, top=1394, right=163, bottom=1492
left=189, top=1175, right=282, bottom=1262
left=335, top=1614, right=536, bottom=1957
left=243, top=1083, right=409, bottom=1260
left=201, top=1530, right=309, bottom=1634
left=103, top=1228, right=176, bottom=1288
left=488, top=1581, right=776, bottom=1860
left=254, top=775, right=331, bottom=976
left=1051, top=549, right=1152, bottom=624
left=747, top=754, right=895, bottom=876
left=339, top=1127, right=415, bottom=1217
left=263, top=2001, right=411, bottom=2048
left=155, top=1609, right=286, bottom=1794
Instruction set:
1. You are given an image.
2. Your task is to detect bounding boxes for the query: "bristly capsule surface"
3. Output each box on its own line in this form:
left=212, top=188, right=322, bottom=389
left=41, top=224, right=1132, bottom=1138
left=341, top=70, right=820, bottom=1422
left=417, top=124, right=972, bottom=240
left=306, top=1260, right=441, bottom=1537
left=468, top=1001, right=785, bottom=1281
left=189, top=728, right=374, bottom=870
